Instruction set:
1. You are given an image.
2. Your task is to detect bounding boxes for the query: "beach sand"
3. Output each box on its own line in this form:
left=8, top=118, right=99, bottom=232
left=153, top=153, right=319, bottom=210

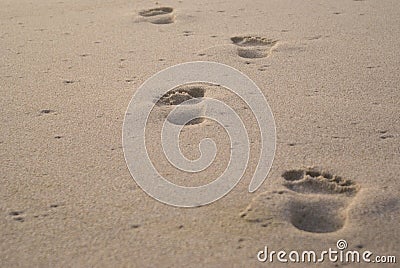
left=1, top=0, right=399, bottom=267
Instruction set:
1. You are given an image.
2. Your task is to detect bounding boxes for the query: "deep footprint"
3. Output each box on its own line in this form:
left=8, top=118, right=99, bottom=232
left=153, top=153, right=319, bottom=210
left=139, top=7, right=175, bottom=24
left=231, top=35, right=278, bottom=58
left=157, top=85, right=205, bottom=106
left=284, top=167, right=359, bottom=233
left=156, top=84, right=206, bottom=125
left=241, top=167, right=360, bottom=233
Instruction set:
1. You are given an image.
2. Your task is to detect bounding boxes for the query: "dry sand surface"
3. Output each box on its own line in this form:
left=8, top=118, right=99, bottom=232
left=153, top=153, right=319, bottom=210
left=1, top=0, right=399, bottom=267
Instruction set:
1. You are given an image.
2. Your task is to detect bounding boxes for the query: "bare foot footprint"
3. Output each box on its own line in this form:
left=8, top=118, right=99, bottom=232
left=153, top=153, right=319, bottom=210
left=138, top=7, right=175, bottom=24
left=157, top=85, right=205, bottom=106
left=231, top=35, right=278, bottom=59
left=156, top=83, right=206, bottom=125
left=241, top=167, right=360, bottom=233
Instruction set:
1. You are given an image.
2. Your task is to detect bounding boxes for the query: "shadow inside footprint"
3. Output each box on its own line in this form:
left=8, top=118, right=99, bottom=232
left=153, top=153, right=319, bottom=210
left=231, top=35, right=278, bottom=59
left=290, top=198, right=346, bottom=233
left=282, top=169, right=304, bottom=181
left=139, top=7, right=175, bottom=24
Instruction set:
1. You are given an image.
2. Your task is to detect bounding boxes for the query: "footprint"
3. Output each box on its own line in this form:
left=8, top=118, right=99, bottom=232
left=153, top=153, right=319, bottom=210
left=157, top=85, right=205, bottom=106
left=231, top=35, right=278, bottom=59
left=241, top=167, right=360, bottom=233
left=138, top=7, right=175, bottom=24
left=156, top=84, right=206, bottom=125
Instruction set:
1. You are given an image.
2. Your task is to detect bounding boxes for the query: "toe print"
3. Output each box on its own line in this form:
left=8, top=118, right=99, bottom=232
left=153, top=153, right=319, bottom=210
left=138, top=7, right=175, bottom=24
left=231, top=35, right=278, bottom=59
left=282, top=168, right=358, bottom=195
left=241, top=167, right=360, bottom=233
left=156, top=84, right=207, bottom=125
left=157, top=85, right=205, bottom=106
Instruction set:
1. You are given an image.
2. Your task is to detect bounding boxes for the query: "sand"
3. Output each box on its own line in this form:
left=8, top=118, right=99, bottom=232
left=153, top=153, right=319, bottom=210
left=1, top=0, right=399, bottom=267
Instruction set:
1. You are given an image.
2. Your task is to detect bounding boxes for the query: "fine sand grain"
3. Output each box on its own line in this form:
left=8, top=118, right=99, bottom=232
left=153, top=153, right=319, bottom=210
left=1, top=0, right=399, bottom=267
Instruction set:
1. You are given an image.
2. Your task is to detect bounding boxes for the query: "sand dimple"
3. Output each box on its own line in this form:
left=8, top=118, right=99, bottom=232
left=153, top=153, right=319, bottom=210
left=139, top=7, right=175, bottom=24
left=8, top=210, right=25, bottom=222
left=39, top=109, right=56, bottom=115
left=231, top=35, right=278, bottom=59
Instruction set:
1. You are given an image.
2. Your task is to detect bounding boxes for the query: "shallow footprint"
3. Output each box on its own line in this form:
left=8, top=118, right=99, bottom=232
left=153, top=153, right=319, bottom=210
left=231, top=35, right=278, bottom=58
left=241, top=167, right=360, bottom=233
left=138, top=7, right=175, bottom=24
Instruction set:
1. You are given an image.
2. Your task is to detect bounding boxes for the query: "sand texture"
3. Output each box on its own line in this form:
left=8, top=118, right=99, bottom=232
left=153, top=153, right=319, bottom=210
left=1, top=0, right=399, bottom=267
